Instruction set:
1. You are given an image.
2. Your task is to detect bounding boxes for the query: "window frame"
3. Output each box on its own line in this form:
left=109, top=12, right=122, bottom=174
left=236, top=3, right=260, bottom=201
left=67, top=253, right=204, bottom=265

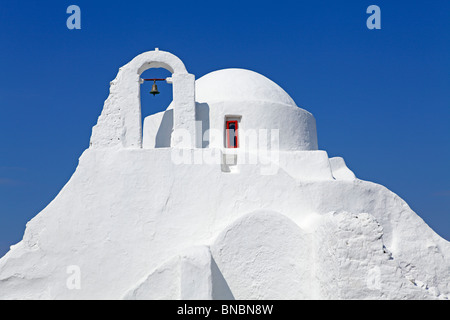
left=226, top=120, right=239, bottom=148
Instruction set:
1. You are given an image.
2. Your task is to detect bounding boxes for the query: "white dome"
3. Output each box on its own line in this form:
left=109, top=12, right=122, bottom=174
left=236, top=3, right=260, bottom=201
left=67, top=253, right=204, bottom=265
left=166, top=68, right=298, bottom=109
left=194, top=68, right=297, bottom=107
left=159, top=68, right=318, bottom=151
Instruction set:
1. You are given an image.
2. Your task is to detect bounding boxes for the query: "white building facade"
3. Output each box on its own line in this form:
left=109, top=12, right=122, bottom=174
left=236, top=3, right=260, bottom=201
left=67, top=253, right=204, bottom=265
left=0, top=50, right=448, bottom=300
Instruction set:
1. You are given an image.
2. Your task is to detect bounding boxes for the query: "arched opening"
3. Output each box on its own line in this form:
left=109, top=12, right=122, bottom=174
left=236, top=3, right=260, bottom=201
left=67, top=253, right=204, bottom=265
left=140, top=68, right=173, bottom=126
left=140, top=67, right=174, bottom=149
left=90, top=49, right=195, bottom=149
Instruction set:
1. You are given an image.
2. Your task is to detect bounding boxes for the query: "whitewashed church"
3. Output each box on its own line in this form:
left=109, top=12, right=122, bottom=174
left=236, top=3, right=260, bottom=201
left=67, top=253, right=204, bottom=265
left=0, top=49, right=448, bottom=299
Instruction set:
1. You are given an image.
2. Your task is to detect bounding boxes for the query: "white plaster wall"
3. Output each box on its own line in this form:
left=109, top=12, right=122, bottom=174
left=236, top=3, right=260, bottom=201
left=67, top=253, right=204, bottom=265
left=278, top=151, right=333, bottom=180
left=122, top=246, right=213, bottom=300
left=0, top=148, right=448, bottom=299
left=210, top=211, right=314, bottom=299
left=143, top=111, right=165, bottom=149
left=311, top=211, right=430, bottom=299
left=329, top=157, right=356, bottom=180
left=148, top=99, right=318, bottom=151
left=143, top=110, right=173, bottom=148
left=144, top=100, right=318, bottom=152
left=204, top=100, right=317, bottom=151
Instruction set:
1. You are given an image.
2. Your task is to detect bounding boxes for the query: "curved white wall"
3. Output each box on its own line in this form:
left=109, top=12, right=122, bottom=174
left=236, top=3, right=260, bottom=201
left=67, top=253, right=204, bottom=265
left=202, top=100, right=318, bottom=151
left=143, top=100, right=318, bottom=151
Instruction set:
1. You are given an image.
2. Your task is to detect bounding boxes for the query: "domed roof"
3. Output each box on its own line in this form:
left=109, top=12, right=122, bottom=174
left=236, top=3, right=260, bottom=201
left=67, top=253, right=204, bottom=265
left=194, top=68, right=297, bottom=107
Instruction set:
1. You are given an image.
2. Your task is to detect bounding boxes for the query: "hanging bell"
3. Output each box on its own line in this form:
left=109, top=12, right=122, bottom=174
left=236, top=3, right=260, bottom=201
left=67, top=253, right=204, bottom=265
left=150, top=80, right=160, bottom=96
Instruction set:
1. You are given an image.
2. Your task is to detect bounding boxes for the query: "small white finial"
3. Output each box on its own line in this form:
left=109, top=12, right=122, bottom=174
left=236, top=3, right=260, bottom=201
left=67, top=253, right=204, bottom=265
left=155, top=48, right=159, bottom=52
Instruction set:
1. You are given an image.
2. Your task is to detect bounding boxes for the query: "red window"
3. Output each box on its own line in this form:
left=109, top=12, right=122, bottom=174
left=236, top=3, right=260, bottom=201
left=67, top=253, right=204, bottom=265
left=226, top=120, right=239, bottom=148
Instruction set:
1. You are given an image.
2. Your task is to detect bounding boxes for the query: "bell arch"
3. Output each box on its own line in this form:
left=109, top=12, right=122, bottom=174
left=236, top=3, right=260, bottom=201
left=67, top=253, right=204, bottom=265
left=90, top=49, right=196, bottom=149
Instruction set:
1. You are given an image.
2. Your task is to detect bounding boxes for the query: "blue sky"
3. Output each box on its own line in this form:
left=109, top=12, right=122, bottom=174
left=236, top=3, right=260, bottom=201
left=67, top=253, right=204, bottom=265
left=0, top=0, right=449, bottom=256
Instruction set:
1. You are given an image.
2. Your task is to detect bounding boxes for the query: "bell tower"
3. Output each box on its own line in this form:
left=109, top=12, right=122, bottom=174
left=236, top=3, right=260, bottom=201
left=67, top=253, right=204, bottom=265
left=90, top=49, right=196, bottom=149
